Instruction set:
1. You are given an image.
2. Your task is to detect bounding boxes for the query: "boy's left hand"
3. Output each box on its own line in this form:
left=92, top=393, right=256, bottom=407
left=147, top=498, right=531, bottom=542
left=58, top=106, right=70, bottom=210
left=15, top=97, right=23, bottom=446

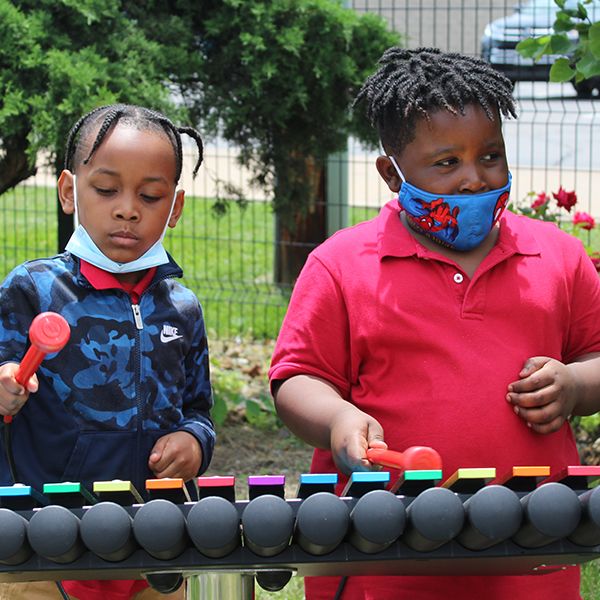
left=506, top=356, right=578, bottom=434
left=148, top=431, right=203, bottom=481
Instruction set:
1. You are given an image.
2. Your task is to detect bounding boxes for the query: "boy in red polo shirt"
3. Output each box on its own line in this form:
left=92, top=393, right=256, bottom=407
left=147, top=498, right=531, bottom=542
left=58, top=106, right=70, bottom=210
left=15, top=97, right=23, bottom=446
left=269, top=47, right=600, bottom=600
left=0, top=104, right=215, bottom=599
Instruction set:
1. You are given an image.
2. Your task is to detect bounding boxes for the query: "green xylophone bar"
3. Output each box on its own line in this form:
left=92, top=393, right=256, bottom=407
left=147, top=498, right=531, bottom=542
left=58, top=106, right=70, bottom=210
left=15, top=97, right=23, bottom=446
left=42, top=482, right=97, bottom=509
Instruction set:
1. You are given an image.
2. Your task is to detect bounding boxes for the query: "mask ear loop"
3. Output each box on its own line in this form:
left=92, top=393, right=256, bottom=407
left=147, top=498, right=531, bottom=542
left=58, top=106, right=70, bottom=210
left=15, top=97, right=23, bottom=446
left=388, top=156, right=407, bottom=183
left=72, top=175, right=80, bottom=228
left=157, top=189, right=179, bottom=244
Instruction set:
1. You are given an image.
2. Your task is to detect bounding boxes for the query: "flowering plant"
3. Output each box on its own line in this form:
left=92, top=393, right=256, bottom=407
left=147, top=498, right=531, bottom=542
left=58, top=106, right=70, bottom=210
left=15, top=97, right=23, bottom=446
left=511, top=186, right=600, bottom=274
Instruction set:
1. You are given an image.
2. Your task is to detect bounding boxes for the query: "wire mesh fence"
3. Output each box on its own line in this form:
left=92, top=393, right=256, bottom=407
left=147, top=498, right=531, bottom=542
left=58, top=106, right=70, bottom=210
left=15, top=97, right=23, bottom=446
left=2, top=1, right=598, bottom=338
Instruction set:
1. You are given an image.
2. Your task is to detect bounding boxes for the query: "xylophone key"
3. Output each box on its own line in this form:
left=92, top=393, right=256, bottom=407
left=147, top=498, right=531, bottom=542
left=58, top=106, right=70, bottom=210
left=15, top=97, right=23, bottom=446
left=80, top=502, right=138, bottom=562
left=512, top=482, right=582, bottom=548
left=0, top=484, right=47, bottom=510
left=43, top=482, right=96, bottom=509
left=294, top=492, right=350, bottom=555
left=187, top=496, right=241, bottom=558
left=0, top=508, right=33, bottom=565
left=349, top=490, right=406, bottom=554
left=133, top=499, right=188, bottom=560
left=27, top=505, right=85, bottom=563
left=296, top=473, right=338, bottom=499
left=93, top=480, right=144, bottom=506
left=441, top=468, right=495, bottom=494
left=248, top=475, right=286, bottom=500
left=241, top=494, right=294, bottom=557
left=493, top=466, right=550, bottom=492
left=457, top=485, right=523, bottom=550
left=146, top=478, right=190, bottom=504
left=403, top=487, right=465, bottom=552
left=342, top=471, right=390, bottom=497
left=197, top=476, right=236, bottom=502
left=390, top=469, right=443, bottom=496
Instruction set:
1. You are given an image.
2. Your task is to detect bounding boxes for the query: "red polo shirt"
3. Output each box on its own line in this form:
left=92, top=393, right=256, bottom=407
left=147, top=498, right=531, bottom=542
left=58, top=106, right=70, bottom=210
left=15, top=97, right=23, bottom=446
left=62, top=261, right=156, bottom=600
left=269, top=201, right=600, bottom=600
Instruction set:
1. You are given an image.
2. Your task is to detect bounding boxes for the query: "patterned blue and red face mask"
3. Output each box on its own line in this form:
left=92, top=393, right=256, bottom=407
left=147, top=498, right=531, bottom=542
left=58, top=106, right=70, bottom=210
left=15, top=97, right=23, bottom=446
left=389, top=156, right=511, bottom=252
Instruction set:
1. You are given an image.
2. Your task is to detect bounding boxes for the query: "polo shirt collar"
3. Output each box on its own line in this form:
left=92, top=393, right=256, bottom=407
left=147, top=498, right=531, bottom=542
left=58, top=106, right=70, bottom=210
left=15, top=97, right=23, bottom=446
left=80, top=260, right=157, bottom=303
left=377, top=199, right=540, bottom=260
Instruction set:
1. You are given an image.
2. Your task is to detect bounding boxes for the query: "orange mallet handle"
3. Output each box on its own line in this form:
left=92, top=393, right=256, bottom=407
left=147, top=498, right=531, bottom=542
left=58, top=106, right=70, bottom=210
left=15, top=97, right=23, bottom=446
left=367, top=446, right=443, bottom=471
left=4, top=312, right=70, bottom=424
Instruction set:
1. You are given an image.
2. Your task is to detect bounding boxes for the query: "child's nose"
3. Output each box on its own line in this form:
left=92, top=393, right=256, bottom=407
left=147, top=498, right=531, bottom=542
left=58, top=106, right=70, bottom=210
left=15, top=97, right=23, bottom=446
left=114, top=196, right=140, bottom=221
left=457, top=167, right=488, bottom=194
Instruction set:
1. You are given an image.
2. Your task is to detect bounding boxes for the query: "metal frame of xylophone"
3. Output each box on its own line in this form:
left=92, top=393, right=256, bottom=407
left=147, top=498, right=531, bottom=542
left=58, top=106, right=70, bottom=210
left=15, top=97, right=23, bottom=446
left=1, top=466, right=600, bottom=599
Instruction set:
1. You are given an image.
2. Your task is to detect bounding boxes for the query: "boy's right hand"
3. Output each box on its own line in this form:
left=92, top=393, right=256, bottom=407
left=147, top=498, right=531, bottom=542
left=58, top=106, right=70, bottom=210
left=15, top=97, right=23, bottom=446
left=0, top=362, right=38, bottom=418
left=329, top=406, right=386, bottom=475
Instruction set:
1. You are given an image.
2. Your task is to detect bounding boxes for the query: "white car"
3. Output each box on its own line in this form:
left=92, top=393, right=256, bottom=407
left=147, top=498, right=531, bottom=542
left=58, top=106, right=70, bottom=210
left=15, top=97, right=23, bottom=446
left=481, top=0, right=600, bottom=97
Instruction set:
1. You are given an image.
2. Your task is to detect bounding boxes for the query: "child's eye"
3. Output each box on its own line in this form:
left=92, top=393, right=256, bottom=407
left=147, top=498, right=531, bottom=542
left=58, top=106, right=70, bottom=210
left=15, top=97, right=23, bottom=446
left=141, top=194, right=162, bottom=203
left=94, top=187, right=115, bottom=196
left=482, top=152, right=501, bottom=162
left=434, top=158, right=457, bottom=168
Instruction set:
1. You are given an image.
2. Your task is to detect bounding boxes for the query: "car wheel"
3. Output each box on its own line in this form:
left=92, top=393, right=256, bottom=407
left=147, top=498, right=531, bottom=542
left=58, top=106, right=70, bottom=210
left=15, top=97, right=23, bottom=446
left=572, top=78, right=600, bottom=99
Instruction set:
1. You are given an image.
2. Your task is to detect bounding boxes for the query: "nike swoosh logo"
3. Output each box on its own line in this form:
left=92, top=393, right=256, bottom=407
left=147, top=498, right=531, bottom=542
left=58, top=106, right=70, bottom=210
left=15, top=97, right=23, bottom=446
left=160, top=332, right=183, bottom=343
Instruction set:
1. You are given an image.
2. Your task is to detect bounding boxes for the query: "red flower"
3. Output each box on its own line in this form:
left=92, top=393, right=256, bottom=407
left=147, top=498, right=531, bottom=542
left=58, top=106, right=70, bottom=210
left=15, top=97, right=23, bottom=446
left=531, top=192, right=549, bottom=210
left=552, top=186, right=577, bottom=212
left=573, top=211, right=596, bottom=230
left=590, top=252, right=600, bottom=273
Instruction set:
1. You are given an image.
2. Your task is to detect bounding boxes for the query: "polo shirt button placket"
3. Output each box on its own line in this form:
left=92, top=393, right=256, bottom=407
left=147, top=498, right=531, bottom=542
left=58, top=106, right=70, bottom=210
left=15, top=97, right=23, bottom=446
left=453, top=272, right=464, bottom=284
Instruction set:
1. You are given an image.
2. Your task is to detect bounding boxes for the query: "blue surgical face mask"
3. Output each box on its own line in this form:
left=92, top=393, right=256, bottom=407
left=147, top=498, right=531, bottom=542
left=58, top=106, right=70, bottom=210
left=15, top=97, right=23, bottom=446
left=65, top=175, right=177, bottom=273
left=389, top=156, right=512, bottom=252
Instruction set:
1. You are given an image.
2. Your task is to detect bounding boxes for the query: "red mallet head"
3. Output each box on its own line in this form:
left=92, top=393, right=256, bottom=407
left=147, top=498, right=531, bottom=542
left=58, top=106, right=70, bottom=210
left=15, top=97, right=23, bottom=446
left=14, top=312, right=70, bottom=387
left=28, top=312, right=71, bottom=354
left=402, top=446, right=443, bottom=471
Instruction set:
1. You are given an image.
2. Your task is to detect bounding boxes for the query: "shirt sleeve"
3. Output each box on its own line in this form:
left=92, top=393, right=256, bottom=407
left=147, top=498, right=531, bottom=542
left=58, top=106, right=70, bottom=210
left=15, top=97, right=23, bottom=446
left=0, top=265, right=40, bottom=364
left=563, top=243, right=600, bottom=362
left=269, top=254, right=352, bottom=398
left=178, top=301, right=215, bottom=475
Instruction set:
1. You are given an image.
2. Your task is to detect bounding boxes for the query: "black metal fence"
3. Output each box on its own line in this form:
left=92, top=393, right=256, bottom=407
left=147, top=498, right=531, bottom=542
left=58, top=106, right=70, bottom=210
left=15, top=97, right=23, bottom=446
left=2, top=1, right=598, bottom=338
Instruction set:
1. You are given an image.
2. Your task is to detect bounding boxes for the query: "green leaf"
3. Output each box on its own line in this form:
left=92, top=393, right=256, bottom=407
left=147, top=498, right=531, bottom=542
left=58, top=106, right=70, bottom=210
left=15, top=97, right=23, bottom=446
left=549, top=57, right=577, bottom=80
left=577, top=49, right=600, bottom=78
left=549, top=33, right=574, bottom=54
left=590, top=22, right=600, bottom=58
left=516, top=37, right=543, bottom=58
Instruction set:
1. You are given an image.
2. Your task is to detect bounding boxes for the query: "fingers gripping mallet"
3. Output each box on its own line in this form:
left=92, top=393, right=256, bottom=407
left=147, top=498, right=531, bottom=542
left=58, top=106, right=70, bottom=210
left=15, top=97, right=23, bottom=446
left=366, top=446, right=443, bottom=472
left=3, top=312, right=71, bottom=424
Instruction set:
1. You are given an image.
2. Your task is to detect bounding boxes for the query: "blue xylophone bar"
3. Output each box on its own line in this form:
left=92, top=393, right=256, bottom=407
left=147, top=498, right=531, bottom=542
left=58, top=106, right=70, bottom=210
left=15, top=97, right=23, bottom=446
left=0, top=466, right=599, bottom=584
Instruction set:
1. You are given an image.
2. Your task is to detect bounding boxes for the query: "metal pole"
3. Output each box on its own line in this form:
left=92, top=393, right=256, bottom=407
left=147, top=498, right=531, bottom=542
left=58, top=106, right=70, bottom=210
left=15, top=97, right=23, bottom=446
left=186, top=572, right=255, bottom=600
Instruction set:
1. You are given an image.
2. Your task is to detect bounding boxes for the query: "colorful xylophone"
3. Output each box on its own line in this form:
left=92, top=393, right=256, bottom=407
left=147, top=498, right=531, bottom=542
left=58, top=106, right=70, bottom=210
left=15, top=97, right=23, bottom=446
left=0, top=465, right=599, bottom=587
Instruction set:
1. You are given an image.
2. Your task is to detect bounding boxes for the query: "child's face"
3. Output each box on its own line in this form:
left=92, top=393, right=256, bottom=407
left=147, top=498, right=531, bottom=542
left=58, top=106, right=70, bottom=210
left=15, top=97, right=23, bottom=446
left=58, top=124, right=184, bottom=267
left=378, top=103, right=509, bottom=195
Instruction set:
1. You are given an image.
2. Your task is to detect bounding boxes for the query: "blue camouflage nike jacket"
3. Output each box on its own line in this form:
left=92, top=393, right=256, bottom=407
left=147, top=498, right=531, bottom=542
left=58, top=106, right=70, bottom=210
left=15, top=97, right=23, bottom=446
left=0, top=252, right=215, bottom=498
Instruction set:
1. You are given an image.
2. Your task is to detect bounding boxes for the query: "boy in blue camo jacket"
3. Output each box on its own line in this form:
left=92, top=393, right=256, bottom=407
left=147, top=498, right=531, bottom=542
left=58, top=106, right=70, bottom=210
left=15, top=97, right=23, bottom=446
left=0, top=104, right=215, bottom=504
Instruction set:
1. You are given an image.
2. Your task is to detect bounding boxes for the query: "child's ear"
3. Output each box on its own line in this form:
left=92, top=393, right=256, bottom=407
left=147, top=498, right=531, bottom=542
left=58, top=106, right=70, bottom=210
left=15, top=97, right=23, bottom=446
left=57, top=170, right=75, bottom=215
left=168, top=189, right=185, bottom=228
left=376, top=156, right=402, bottom=193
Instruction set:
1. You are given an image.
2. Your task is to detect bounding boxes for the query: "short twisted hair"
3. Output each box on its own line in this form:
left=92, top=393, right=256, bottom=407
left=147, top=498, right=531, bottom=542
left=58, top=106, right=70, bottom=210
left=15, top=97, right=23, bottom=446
left=64, top=104, right=203, bottom=183
left=354, top=47, right=517, bottom=152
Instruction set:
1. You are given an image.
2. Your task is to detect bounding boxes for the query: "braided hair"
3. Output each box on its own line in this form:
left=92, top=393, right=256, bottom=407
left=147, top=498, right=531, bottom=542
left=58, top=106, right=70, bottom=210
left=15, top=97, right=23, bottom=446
left=64, top=104, right=204, bottom=183
left=354, top=47, right=517, bottom=153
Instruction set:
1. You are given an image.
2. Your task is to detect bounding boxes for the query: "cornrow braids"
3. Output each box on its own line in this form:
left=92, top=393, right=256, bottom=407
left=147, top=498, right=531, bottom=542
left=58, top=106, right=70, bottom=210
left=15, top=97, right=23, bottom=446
left=354, top=47, right=517, bottom=153
left=64, top=104, right=204, bottom=182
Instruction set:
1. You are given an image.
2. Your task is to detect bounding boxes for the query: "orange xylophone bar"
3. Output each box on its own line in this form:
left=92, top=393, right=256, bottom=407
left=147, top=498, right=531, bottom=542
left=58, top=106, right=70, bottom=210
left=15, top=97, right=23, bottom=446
left=0, top=467, right=599, bottom=590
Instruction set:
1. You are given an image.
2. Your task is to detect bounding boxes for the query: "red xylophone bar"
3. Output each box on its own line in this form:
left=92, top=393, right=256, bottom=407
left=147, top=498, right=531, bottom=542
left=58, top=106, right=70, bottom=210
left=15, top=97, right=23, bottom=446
left=4, top=312, right=70, bottom=424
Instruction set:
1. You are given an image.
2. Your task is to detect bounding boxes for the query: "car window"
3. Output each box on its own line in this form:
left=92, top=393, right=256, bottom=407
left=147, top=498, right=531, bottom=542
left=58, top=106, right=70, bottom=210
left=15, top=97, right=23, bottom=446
left=519, top=0, right=600, bottom=16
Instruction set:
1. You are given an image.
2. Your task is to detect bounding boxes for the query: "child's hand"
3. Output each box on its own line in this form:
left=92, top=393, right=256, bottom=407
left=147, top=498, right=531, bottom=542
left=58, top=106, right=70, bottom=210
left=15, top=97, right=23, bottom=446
left=148, top=431, right=203, bottom=481
left=0, top=362, right=38, bottom=418
left=506, top=356, right=578, bottom=434
left=329, top=406, right=386, bottom=475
